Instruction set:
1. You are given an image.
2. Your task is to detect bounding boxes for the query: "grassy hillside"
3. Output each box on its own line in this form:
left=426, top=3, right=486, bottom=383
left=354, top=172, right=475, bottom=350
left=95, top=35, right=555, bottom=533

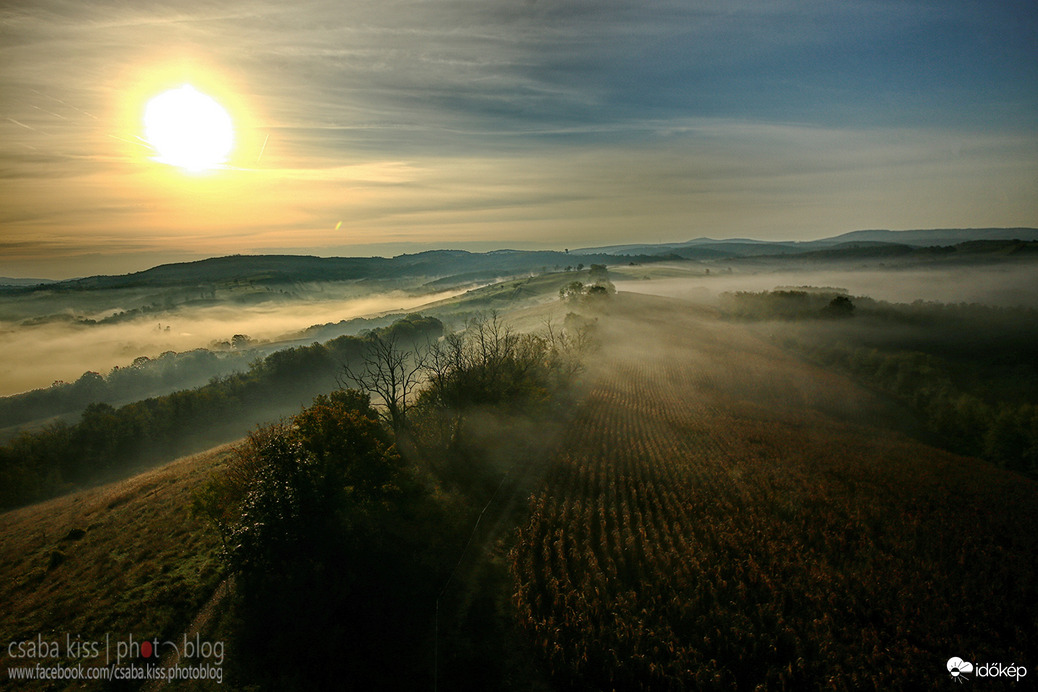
left=0, top=445, right=230, bottom=685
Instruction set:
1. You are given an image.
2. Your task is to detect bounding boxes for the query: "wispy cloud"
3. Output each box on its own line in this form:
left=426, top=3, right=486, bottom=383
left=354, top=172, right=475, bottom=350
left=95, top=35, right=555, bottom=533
left=1, top=0, right=1036, bottom=276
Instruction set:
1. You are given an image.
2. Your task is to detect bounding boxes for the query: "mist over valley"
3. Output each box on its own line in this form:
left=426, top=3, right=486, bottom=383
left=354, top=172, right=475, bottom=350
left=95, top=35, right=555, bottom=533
left=2, top=231, right=1037, bottom=690
left=615, top=261, right=1038, bottom=308
left=4, top=0, right=1037, bottom=685
left=0, top=286, right=468, bottom=397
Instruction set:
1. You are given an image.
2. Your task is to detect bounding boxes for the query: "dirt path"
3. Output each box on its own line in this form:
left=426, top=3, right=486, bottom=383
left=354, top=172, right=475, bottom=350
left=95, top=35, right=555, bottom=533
left=142, top=577, right=234, bottom=691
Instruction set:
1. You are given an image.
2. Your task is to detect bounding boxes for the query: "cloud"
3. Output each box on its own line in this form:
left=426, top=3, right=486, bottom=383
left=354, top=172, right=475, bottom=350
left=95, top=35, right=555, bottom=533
left=1, top=0, right=1036, bottom=277
left=2, top=119, right=1036, bottom=277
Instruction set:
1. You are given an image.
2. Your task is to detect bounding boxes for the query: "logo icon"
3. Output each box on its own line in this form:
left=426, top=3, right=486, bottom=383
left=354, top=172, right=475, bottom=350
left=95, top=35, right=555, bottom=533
left=948, top=657, right=974, bottom=683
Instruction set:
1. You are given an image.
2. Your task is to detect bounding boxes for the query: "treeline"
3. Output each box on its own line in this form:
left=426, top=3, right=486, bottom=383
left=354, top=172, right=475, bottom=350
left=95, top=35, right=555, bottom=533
left=798, top=342, right=1038, bottom=475
left=0, top=349, right=250, bottom=433
left=720, top=289, right=856, bottom=320
left=0, top=314, right=443, bottom=509
left=723, top=290, right=1038, bottom=475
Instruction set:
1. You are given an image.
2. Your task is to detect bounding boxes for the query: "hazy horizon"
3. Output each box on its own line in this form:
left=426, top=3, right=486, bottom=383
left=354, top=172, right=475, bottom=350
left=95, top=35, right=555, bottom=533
left=3, top=258, right=1035, bottom=398
left=2, top=1, right=1036, bottom=279
left=3, top=226, right=1038, bottom=282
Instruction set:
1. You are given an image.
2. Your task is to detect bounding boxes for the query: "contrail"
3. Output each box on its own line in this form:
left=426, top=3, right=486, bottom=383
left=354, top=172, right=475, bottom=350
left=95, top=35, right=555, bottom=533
left=108, top=133, right=151, bottom=149
left=8, top=118, right=37, bottom=131
left=30, top=89, right=99, bottom=119
left=30, top=104, right=67, bottom=120
left=257, top=133, right=269, bottom=163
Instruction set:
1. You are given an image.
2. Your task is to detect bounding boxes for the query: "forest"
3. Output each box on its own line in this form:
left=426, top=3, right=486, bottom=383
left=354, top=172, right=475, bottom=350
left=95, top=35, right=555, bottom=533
left=0, top=348, right=250, bottom=435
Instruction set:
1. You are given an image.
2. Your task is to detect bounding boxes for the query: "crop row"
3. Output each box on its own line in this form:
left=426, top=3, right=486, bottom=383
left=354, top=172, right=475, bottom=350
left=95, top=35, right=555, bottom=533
left=511, top=355, right=1038, bottom=690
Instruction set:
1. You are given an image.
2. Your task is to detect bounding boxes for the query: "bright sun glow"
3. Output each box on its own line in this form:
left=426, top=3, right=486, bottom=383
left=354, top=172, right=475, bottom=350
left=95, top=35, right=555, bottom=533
left=143, top=84, right=234, bottom=173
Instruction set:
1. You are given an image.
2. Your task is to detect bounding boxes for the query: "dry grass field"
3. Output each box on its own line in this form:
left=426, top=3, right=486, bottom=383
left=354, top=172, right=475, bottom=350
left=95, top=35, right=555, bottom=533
left=0, top=445, right=231, bottom=680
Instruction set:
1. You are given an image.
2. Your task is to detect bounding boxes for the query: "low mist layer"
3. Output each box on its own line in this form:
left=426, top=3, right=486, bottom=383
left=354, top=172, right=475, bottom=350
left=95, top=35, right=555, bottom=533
left=614, top=262, right=1038, bottom=308
left=0, top=288, right=463, bottom=396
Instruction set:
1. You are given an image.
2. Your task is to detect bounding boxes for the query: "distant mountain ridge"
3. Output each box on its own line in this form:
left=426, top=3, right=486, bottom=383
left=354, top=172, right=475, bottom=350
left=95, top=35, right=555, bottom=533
left=0, top=277, right=58, bottom=287
left=574, top=228, right=1038, bottom=257
left=3, top=228, right=1035, bottom=291
left=816, top=228, right=1038, bottom=245
left=5, top=249, right=648, bottom=293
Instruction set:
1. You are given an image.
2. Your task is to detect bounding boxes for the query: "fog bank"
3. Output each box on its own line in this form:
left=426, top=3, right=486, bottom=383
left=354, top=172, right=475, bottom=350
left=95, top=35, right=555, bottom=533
left=614, top=263, right=1038, bottom=308
left=0, top=289, right=462, bottom=397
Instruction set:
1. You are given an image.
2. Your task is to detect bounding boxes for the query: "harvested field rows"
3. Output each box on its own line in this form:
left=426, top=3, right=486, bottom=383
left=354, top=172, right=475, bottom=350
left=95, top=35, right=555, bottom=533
left=511, top=295, right=1037, bottom=691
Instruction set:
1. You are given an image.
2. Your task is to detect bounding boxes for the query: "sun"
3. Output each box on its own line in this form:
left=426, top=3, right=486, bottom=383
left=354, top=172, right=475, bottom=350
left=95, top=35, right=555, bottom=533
left=143, top=84, right=234, bottom=173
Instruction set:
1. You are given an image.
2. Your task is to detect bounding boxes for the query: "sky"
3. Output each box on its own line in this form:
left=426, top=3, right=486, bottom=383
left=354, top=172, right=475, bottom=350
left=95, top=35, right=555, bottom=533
left=1, top=0, right=1036, bottom=278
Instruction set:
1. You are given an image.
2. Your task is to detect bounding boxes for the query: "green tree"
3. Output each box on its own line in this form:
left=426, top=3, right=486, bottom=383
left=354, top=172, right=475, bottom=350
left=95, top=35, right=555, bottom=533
left=588, top=264, right=608, bottom=282
left=822, top=295, right=855, bottom=318
left=215, top=390, right=451, bottom=689
left=560, top=280, right=585, bottom=301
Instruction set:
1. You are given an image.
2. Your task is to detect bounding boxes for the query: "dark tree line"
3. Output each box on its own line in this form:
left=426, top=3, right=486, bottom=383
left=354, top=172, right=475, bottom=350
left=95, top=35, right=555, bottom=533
left=721, top=289, right=856, bottom=320
left=0, top=314, right=443, bottom=508
left=0, top=349, right=251, bottom=431
left=722, top=290, right=1038, bottom=475
left=809, top=344, right=1038, bottom=475
left=418, top=312, right=585, bottom=413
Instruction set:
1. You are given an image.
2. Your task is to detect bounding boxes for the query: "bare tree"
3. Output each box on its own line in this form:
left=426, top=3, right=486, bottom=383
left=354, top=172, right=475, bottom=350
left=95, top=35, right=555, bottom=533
left=341, top=332, right=425, bottom=429
left=421, top=312, right=553, bottom=409
left=543, top=313, right=595, bottom=384
left=423, top=330, right=466, bottom=409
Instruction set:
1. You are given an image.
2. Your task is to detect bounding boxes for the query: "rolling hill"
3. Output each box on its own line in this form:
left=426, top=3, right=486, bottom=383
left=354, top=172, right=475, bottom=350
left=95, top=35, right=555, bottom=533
left=573, top=227, right=1038, bottom=260
left=817, top=227, right=1038, bottom=246
left=2, top=290, right=1034, bottom=689
left=0, top=249, right=641, bottom=295
left=4, top=228, right=1036, bottom=295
